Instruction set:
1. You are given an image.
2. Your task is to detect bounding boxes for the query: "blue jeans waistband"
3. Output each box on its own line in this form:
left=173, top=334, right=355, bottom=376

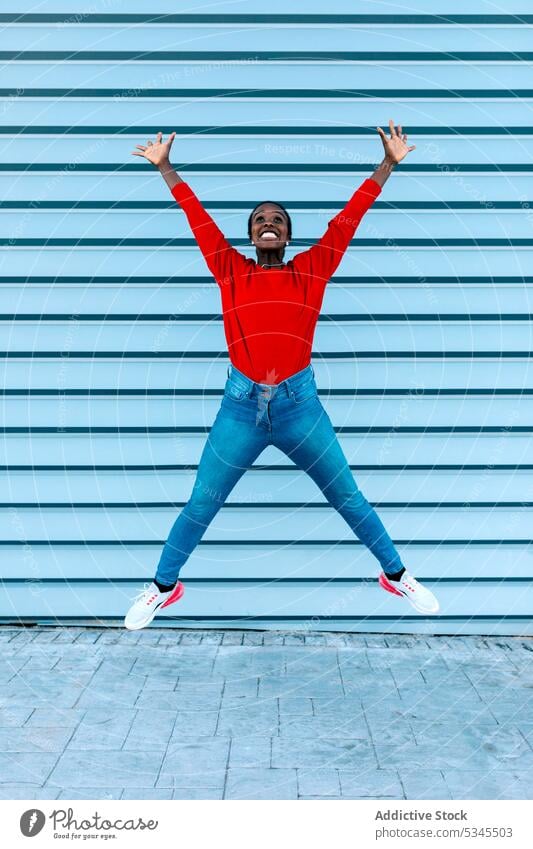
left=226, top=362, right=315, bottom=398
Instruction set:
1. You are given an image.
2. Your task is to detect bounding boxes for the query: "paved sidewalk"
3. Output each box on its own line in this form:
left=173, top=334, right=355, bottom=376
left=0, top=626, right=532, bottom=800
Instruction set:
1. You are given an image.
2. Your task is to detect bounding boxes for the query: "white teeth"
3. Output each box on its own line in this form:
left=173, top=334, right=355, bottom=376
left=260, top=232, right=277, bottom=240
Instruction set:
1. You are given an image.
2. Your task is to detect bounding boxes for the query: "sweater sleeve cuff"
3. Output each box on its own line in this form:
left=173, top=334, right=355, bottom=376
left=170, top=181, right=195, bottom=204
left=361, top=177, right=382, bottom=198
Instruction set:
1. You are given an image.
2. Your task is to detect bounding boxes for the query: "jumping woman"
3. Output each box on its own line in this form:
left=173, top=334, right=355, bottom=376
left=124, top=119, right=440, bottom=630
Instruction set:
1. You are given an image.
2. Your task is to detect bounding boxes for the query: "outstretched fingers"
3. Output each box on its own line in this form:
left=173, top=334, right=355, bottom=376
left=130, top=130, right=176, bottom=159
left=400, top=129, right=416, bottom=152
left=388, top=118, right=399, bottom=137
left=131, top=140, right=149, bottom=157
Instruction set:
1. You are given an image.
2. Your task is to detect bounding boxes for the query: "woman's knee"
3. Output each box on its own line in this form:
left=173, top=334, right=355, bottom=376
left=186, top=482, right=225, bottom=520
left=328, top=485, right=369, bottom=514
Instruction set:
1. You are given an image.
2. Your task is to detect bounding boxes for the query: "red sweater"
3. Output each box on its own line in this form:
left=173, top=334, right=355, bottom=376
left=171, top=177, right=382, bottom=383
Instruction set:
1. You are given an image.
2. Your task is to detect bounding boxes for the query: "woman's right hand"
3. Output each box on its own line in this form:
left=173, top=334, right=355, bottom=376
left=131, top=131, right=176, bottom=169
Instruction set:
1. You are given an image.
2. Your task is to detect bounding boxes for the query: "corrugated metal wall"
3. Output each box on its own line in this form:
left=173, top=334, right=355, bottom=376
left=2, top=1, right=533, bottom=633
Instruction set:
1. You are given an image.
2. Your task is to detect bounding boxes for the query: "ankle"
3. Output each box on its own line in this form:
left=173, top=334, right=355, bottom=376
left=384, top=567, right=406, bottom=582
left=154, top=578, right=175, bottom=593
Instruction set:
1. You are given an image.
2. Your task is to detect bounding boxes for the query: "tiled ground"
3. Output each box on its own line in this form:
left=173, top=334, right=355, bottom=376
left=0, top=627, right=532, bottom=800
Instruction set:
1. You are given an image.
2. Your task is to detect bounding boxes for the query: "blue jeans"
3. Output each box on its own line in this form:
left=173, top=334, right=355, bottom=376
left=155, top=363, right=404, bottom=585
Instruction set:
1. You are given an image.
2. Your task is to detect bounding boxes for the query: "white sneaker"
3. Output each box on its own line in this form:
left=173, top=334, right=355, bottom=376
left=379, top=570, right=439, bottom=615
left=124, top=581, right=185, bottom=631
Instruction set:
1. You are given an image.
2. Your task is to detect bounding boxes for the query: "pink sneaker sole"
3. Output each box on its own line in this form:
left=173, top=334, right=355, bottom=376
left=159, top=581, right=185, bottom=609
left=378, top=572, right=404, bottom=597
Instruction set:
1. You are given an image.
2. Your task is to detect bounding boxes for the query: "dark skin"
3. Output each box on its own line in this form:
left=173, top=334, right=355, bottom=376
left=132, top=119, right=415, bottom=267
left=248, top=203, right=290, bottom=267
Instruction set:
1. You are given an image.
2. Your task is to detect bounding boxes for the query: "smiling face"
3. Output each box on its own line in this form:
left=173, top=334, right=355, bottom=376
left=249, top=203, right=290, bottom=251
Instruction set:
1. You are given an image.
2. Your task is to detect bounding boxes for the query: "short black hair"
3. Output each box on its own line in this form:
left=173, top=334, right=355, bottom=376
left=247, top=201, right=292, bottom=240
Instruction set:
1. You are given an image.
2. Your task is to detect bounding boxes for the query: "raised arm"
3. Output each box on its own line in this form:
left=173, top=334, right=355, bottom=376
left=131, top=132, right=248, bottom=286
left=291, top=176, right=381, bottom=284
left=292, top=120, right=416, bottom=286
left=371, top=119, right=416, bottom=188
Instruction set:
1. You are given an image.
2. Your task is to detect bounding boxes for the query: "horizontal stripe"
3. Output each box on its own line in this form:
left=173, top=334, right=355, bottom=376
left=0, top=201, right=530, bottom=210
left=1, top=352, right=531, bottom=360
left=4, top=88, right=533, bottom=99
left=0, top=539, right=529, bottom=547
left=1, top=276, right=531, bottom=285
left=1, top=615, right=530, bottom=622
left=2, top=313, right=532, bottom=322
left=2, top=426, right=530, bottom=434
left=2, top=464, right=531, bottom=472
left=1, top=577, right=529, bottom=584
left=2, top=51, right=533, bottom=62
left=3, top=126, right=533, bottom=137
left=2, top=501, right=531, bottom=508
left=2, top=14, right=533, bottom=24
left=5, top=238, right=533, bottom=247
left=1, top=389, right=532, bottom=398
left=3, top=163, right=533, bottom=173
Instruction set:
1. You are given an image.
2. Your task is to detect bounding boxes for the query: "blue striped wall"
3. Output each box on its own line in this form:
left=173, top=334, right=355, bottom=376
left=2, top=1, right=533, bottom=633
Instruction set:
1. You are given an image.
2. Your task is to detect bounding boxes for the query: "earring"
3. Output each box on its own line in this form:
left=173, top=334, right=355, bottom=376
left=286, top=242, right=290, bottom=246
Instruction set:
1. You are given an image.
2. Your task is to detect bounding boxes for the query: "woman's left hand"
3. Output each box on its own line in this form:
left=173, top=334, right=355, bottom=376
left=376, top=119, right=416, bottom=164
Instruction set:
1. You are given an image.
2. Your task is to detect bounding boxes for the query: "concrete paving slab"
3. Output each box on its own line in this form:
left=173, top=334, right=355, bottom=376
left=0, top=626, right=532, bottom=800
left=225, top=767, right=297, bottom=799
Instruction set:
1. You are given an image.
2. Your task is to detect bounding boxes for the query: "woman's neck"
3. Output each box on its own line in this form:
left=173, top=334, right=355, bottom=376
left=255, top=248, right=286, bottom=267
